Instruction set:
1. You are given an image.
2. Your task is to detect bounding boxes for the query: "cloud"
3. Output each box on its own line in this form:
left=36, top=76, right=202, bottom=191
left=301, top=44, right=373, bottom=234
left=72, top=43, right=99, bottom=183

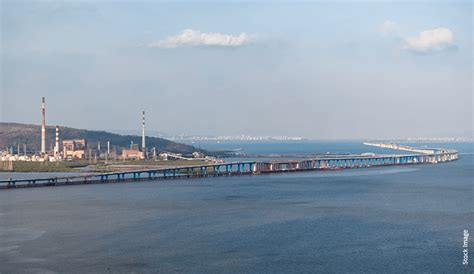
left=380, top=20, right=399, bottom=36
left=148, top=29, right=253, bottom=49
left=403, top=27, right=455, bottom=52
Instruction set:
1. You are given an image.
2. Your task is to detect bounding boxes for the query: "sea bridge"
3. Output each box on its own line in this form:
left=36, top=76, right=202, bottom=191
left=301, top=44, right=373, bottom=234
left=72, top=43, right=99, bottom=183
left=0, top=145, right=458, bottom=189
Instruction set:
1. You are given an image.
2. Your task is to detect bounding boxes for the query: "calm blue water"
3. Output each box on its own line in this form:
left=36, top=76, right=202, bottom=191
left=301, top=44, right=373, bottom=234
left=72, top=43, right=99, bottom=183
left=0, top=141, right=472, bottom=273
left=185, top=140, right=404, bottom=155
left=187, top=139, right=473, bottom=155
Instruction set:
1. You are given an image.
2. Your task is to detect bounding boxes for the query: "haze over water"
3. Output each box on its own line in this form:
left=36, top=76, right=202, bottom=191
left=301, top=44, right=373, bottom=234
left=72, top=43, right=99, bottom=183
left=1, top=141, right=472, bottom=273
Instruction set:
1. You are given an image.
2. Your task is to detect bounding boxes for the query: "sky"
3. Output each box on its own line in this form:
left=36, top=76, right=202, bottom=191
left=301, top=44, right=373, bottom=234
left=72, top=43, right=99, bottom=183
left=1, top=1, right=472, bottom=139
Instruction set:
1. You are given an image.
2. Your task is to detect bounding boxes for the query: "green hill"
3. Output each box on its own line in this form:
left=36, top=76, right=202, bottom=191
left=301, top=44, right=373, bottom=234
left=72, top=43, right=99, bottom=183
left=0, top=122, right=205, bottom=155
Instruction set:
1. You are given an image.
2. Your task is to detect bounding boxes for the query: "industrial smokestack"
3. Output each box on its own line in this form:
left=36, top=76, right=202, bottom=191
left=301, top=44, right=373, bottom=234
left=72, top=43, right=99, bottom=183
left=141, top=110, right=146, bottom=157
left=54, top=125, right=59, bottom=156
left=41, top=97, right=46, bottom=154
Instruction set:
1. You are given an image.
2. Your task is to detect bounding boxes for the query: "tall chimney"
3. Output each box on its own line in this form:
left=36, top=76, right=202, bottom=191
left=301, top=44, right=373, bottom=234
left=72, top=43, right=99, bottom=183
left=41, top=97, right=46, bottom=154
left=141, top=110, right=146, bottom=157
left=54, top=125, right=59, bottom=156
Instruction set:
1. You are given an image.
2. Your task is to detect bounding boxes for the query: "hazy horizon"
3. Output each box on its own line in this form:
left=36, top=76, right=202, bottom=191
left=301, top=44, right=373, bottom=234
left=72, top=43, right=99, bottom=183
left=1, top=1, right=472, bottom=139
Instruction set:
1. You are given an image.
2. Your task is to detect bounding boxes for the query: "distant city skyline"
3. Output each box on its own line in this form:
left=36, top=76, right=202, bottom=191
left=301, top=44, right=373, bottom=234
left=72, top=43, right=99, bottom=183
left=1, top=1, right=472, bottom=139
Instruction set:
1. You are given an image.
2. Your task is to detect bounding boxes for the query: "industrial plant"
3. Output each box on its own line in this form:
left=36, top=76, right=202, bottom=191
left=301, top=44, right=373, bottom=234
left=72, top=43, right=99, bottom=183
left=0, top=97, right=215, bottom=166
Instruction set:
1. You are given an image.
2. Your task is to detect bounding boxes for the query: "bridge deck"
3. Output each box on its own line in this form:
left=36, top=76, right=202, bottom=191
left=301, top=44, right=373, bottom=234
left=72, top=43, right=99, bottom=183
left=0, top=150, right=458, bottom=189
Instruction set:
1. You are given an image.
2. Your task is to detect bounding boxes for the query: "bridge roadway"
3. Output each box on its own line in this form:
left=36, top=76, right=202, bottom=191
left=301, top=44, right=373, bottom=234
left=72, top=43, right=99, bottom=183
left=0, top=148, right=458, bottom=189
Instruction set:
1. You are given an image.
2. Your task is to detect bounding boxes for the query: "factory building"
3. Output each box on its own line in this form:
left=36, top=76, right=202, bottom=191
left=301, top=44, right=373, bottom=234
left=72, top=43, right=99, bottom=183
left=122, top=149, right=143, bottom=160
left=122, top=142, right=143, bottom=160
left=63, top=139, right=87, bottom=159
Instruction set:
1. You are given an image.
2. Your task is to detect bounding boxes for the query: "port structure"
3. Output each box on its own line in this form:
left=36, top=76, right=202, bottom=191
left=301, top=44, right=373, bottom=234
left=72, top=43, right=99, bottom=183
left=0, top=145, right=458, bottom=189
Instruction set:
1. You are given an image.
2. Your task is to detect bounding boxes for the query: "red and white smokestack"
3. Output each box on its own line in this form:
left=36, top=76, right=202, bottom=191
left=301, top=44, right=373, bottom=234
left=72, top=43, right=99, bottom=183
left=54, top=125, right=59, bottom=156
left=41, top=97, right=46, bottom=154
left=141, top=111, right=146, bottom=156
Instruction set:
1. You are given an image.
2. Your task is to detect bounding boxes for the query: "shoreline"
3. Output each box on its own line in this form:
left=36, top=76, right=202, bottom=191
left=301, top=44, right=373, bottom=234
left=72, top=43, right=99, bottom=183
left=0, top=159, right=215, bottom=173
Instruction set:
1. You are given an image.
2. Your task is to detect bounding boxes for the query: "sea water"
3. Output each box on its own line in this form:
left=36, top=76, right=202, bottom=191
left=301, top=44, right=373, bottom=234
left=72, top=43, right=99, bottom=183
left=0, top=141, right=472, bottom=273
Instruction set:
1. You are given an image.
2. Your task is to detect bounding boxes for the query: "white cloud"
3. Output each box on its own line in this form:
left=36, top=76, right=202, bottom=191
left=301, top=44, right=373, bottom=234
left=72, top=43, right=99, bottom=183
left=380, top=20, right=399, bottom=36
left=148, top=29, right=253, bottom=49
left=403, top=27, right=454, bottom=52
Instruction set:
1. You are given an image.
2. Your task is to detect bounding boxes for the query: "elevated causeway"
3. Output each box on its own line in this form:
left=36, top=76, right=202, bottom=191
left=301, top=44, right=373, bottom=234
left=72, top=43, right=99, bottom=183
left=0, top=144, right=458, bottom=189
